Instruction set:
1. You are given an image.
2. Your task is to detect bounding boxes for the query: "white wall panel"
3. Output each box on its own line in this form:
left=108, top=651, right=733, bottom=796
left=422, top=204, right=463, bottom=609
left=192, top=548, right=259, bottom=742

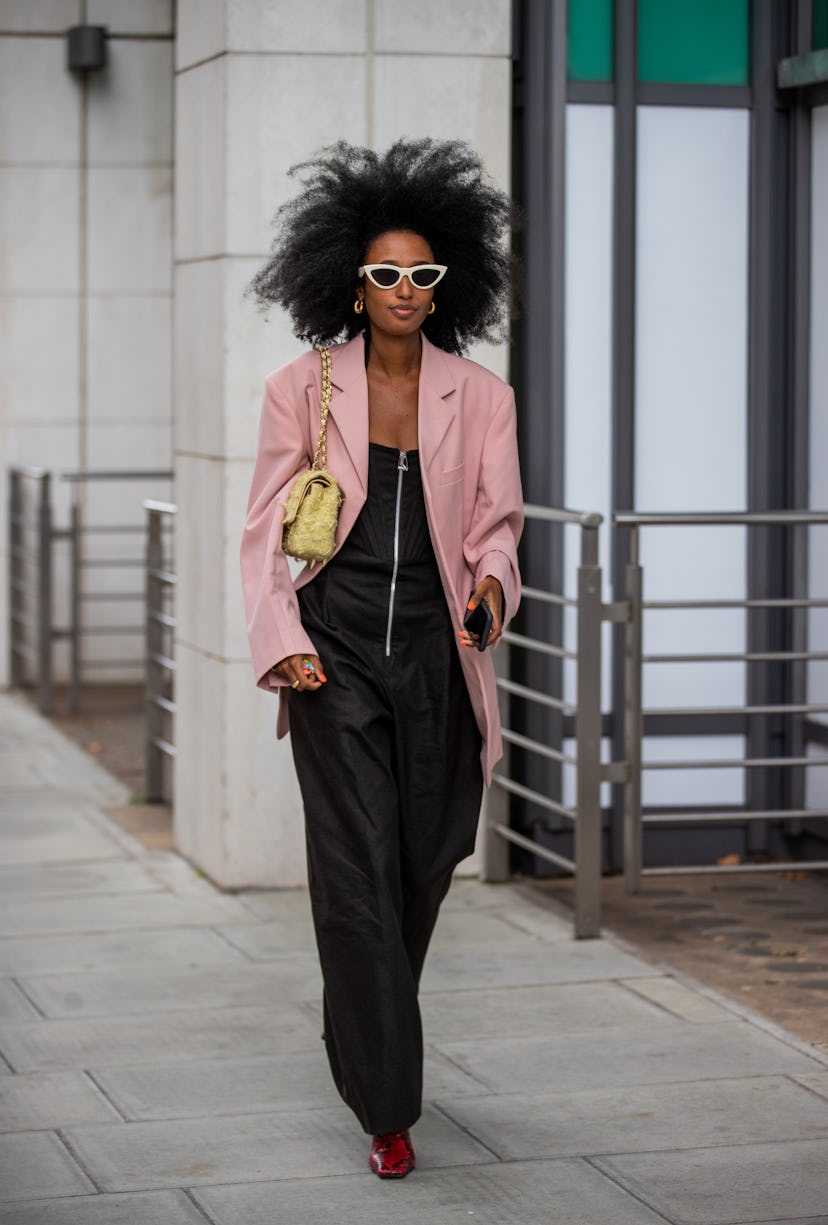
left=636, top=106, right=749, bottom=699
left=88, top=40, right=174, bottom=165
left=0, top=38, right=79, bottom=163
left=0, top=1, right=76, bottom=32
left=87, top=0, right=174, bottom=34
left=807, top=105, right=828, bottom=809
left=226, top=53, right=366, bottom=255
left=372, top=57, right=510, bottom=187
left=563, top=104, right=614, bottom=711
left=635, top=106, right=749, bottom=807
left=87, top=167, right=173, bottom=292
left=374, top=0, right=511, bottom=55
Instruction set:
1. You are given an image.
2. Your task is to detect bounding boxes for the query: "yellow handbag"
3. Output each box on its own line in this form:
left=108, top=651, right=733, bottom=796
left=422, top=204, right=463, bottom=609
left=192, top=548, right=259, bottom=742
left=281, top=347, right=343, bottom=565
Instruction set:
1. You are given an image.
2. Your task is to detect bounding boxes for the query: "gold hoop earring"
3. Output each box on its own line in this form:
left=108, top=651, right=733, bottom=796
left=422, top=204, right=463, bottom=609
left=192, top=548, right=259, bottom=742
left=428, top=302, right=436, bottom=315
left=354, top=298, right=364, bottom=315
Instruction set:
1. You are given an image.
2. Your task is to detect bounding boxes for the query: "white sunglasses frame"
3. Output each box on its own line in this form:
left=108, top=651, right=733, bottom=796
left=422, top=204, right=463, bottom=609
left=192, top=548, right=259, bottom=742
left=358, top=263, right=448, bottom=290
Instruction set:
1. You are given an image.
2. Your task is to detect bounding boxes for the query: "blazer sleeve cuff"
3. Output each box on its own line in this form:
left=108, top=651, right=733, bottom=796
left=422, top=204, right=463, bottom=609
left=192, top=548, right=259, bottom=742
left=254, top=626, right=319, bottom=692
left=476, top=550, right=517, bottom=622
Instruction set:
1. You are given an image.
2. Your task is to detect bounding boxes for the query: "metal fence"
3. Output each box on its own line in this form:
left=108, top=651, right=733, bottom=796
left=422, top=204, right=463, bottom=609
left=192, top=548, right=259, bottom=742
left=7, top=467, right=172, bottom=712
left=482, top=507, right=625, bottom=938
left=144, top=500, right=177, bottom=804
left=618, top=510, right=828, bottom=891
left=12, top=464, right=828, bottom=933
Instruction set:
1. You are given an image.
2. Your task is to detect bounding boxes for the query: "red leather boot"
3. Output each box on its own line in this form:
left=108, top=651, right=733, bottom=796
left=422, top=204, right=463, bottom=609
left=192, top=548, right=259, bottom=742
left=369, top=1129, right=416, bottom=1178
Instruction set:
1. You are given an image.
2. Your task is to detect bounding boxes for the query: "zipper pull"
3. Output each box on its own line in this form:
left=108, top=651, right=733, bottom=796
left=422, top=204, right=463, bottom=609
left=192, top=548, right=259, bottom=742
left=398, top=450, right=408, bottom=471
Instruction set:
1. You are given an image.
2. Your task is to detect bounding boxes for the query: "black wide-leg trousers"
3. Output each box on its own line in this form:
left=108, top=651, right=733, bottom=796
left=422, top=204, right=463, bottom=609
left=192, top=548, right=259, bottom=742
left=288, top=600, right=482, bottom=1135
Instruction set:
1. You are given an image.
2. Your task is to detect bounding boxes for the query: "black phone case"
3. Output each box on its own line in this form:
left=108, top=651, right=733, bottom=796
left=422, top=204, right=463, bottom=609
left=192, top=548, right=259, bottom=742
left=464, top=596, right=493, bottom=651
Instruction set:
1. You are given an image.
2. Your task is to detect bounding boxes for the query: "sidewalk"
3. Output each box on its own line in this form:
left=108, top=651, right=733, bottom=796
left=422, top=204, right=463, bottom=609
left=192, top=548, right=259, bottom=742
left=1, top=692, right=827, bottom=1225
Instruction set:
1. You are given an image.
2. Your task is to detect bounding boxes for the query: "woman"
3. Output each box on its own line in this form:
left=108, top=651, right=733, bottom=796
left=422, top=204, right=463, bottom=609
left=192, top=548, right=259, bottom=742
left=241, top=139, right=523, bottom=1178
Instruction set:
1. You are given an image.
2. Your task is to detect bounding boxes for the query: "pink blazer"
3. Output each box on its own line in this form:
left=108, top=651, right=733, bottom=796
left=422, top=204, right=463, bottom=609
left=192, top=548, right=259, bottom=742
left=240, top=331, right=524, bottom=784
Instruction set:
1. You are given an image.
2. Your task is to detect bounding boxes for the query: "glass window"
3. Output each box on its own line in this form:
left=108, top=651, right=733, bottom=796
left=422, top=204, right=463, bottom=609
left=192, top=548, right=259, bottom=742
left=815, top=0, right=828, bottom=50
left=568, top=0, right=614, bottom=82
left=638, top=0, right=750, bottom=85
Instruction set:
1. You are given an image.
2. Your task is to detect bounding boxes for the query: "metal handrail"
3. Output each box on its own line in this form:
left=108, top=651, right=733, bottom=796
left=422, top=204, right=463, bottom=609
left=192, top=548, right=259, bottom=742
left=484, top=506, right=607, bottom=937
left=617, top=509, right=828, bottom=890
left=144, top=500, right=177, bottom=803
left=616, top=510, right=828, bottom=526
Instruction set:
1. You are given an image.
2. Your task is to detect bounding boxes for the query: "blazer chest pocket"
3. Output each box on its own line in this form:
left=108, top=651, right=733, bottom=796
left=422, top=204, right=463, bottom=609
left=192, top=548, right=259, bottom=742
left=440, top=464, right=465, bottom=487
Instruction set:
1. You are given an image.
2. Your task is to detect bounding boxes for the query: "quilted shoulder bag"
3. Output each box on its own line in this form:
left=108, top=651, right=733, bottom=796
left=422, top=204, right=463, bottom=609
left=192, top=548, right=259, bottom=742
left=281, top=346, right=343, bottom=566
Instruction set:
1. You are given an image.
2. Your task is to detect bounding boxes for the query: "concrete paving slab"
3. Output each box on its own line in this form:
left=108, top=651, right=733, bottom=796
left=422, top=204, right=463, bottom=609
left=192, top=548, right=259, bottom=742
left=794, top=1072, right=828, bottom=1102
left=429, top=909, right=554, bottom=947
left=193, top=1156, right=669, bottom=1225
left=0, top=1003, right=319, bottom=1072
left=135, top=851, right=220, bottom=898
left=439, top=1075, right=828, bottom=1160
left=90, top=1051, right=340, bottom=1121
left=64, top=1104, right=494, bottom=1191
left=214, top=921, right=319, bottom=960
left=219, top=909, right=537, bottom=963
left=234, top=890, right=317, bottom=922
left=595, top=1138, right=828, bottom=1224
left=0, top=861, right=163, bottom=899
left=19, top=956, right=323, bottom=1019
left=436, top=1019, right=819, bottom=1095
left=91, top=1049, right=484, bottom=1122
left=0, top=1131, right=94, bottom=1202
left=0, top=984, right=37, bottom=1023
left=623, top=975, right=738, bottom=1023
left=0, top=927, right=247, bottom=976
left=486, top=904, right=582, bottom=943
left=0, top=809, right=121, bottom=866
left=0, top=1190, right=207, bottom=1224
left=0, top=757, right=125, bottom=805
left=0, top=750, right=96, bottom=788
left=0, top=1071, right=120, bottom=1130
left=439, top=880, right=543, bottom=911
left=0, top=701, right=56, bottom=744
left=420, top=937, right=654, bottom=992
left=418, top=980, right=667, bottom=1042
left=0, top=892, right=253, bottom=938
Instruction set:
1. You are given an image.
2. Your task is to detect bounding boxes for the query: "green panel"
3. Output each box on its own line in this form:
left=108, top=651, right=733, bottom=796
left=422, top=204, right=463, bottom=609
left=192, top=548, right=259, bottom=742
left=815, top=0, right=828, bottom=51
left=638, top=0, right=749, bottom=85
left=568, top=0, right=614, bottom=82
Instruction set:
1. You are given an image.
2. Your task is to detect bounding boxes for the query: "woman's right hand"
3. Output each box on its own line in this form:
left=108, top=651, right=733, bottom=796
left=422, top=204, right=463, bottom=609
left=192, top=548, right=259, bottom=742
left=274, top=653, right=327, bottom=691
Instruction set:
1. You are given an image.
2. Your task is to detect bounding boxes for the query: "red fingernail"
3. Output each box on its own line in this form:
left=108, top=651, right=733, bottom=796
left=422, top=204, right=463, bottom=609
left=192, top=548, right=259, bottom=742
left=467, top=601, right=476, bottom=610
left=318, top=672, right=328, bottom=682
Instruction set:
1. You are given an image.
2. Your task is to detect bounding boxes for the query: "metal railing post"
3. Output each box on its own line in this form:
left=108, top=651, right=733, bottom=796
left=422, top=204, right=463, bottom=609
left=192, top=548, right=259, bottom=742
left=145, top=507, right=164, bottom=802
left=623, top=525, right=643, bottom=892
left=574, top=518, right=603, bottom=936
left=68, top=492, right=81, bottom=713
left=9, top=471, right=22, bottom=688
left=37, top=474, right=53, bottom=715
left=482, top=642, right=512, bottom=881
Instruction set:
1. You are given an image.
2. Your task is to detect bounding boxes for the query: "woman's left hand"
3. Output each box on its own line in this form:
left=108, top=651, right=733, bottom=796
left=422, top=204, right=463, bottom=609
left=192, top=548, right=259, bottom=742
left=457, top=575, right=505, bottom=651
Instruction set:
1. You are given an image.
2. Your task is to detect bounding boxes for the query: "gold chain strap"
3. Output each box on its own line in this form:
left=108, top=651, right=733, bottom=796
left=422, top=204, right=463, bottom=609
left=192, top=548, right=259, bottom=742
left=311, top=346, right=332, bottom=471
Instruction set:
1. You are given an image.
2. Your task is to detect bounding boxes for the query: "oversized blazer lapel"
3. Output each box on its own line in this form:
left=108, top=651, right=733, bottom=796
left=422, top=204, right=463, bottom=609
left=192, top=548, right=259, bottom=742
left=327, top=332, right=369, bottom=498
left=417, top=333, right=457, bottom=475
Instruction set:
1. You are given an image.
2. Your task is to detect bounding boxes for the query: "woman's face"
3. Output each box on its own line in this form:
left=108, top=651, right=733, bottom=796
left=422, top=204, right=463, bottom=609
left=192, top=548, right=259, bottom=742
left=356, top=230, right=437, bottom=340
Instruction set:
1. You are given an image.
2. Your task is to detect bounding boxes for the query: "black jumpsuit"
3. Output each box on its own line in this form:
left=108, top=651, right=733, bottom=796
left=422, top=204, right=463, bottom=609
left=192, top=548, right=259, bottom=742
left=288, top=442, right=483, bottom=1135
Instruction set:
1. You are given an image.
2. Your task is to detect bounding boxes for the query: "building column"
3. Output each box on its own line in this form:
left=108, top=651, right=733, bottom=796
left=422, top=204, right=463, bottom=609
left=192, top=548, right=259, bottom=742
left=173, top=0, right=512, bottom=886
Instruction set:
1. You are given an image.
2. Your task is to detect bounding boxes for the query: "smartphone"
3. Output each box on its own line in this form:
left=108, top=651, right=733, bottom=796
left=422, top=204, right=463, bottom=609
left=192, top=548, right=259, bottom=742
left=463, top=596, right=493, bottom=652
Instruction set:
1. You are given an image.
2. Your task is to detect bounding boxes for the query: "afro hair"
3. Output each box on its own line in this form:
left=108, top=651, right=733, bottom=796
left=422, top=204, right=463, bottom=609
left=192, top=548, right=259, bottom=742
left=249, top=138, right=513, bottom=356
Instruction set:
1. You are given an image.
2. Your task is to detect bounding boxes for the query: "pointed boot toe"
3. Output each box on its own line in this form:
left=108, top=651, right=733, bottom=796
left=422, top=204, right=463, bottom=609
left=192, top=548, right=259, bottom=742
left=369, top=1129, right=415, bottom=1178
